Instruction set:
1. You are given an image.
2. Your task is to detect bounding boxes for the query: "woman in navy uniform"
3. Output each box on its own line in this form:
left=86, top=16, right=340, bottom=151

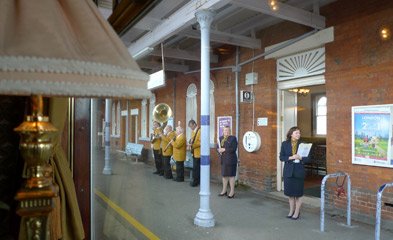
left=217, top=126, right=238, bottom=198
left=280, top=126, right=310, bottom=220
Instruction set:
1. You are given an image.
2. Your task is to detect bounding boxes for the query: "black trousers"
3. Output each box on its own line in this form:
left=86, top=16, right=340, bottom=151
left=191, top=157, right=200, bottom=185
left=175, top=161, right=184, bottom=181
left=162, top=156, right=173, bottom=178
left=153, top=149, right=162, bottom=173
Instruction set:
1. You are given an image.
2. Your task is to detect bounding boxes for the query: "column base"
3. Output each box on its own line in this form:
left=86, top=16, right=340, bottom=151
left=102, top=168, right=112, bottom=175
left=194, top=210, right=215, bottom=227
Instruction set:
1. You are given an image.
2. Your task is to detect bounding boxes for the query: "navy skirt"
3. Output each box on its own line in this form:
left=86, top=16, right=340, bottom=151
left=221, top=163, right=237, bottom=177
left=284, top=176, right=304, bottom=197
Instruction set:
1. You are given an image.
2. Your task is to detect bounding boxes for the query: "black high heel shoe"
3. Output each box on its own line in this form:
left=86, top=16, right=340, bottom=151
left=286, top=214, right=293, bottom=219
left=291, top=213, right=300, bottom=220
left=218, top=192, right=227, bottom=197
left=227, top=193, right=235, bottom=199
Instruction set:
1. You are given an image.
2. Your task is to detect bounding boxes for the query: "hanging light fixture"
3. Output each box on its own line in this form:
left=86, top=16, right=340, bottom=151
left=289, top=88, right=310, bottom=96
left=269, top=0, right=279, bottom=11
left=379, top=26, right=391, bottom=41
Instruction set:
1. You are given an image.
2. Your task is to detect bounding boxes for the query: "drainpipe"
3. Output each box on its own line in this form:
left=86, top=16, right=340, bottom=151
left=234, top=47, right=240, bottom=182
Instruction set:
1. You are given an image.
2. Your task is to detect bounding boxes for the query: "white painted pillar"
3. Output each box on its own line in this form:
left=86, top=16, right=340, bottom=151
left=125, top=100, right=129, bottom=143
left=194, top=9, right=215, bottom=228
left=103, top=99, right=112, bottom=175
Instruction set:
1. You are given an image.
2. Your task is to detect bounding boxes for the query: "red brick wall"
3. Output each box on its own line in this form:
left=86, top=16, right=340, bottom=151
left=323, top=0, right=393, bottom=221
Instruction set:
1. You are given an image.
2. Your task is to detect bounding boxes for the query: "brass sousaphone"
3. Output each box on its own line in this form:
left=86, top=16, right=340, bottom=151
left=152, top=103, right=172, bottom=127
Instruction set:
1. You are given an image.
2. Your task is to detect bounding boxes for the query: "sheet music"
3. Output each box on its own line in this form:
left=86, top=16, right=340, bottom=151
left=297, top=143, right=312, bottom=157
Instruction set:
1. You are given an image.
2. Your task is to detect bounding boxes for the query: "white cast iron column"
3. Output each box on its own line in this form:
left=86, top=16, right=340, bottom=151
left=103, top=99, right=112, bottom=175
left=194, top=9, right=215, bottom=227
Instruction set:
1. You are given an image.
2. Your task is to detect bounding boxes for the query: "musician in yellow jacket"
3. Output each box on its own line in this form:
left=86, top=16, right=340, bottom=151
left=188, top=120, right=201, bottom=187
left=160, top=125, right=176, bottom=179
left=171, top=126, right=186, bottom=182
left=151, top=121, right=163, bottom=175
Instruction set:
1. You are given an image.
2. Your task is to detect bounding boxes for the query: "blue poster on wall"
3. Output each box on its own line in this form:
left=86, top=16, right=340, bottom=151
left=217, top=116, right=232, bottom=140
left=352, top=105, right=393, bottom=168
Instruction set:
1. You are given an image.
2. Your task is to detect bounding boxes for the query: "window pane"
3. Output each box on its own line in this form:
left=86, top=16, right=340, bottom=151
left=318, top=96, right=327, bottom=106
left=317, top=106, right=327, bottom=115
left=317, top=116, right=327, bottom=135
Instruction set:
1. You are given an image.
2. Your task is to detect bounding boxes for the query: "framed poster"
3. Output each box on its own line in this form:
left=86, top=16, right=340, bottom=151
left=217, top=116, right=232, bottom=139
left=352, top=104, right=393, bottom=168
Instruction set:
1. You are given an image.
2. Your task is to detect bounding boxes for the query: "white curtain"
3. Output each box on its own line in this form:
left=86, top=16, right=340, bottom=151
left=210, top=80, right=215, bottom=144
left=186, top=84, right=197, bottom=140
left=149, top=94, right=156, bottom=136
left=141, top=99, right=147, bottom=138
left=116, top=101, right=121, bottom=136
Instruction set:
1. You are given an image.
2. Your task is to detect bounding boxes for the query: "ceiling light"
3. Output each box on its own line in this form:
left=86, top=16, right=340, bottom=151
left=380, top=27, right=391, bottom=41
left=289, top=88, right=310, bottom=96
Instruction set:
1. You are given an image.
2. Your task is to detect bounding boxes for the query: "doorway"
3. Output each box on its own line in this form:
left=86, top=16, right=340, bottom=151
left=277, top=81, right=327, bottom=198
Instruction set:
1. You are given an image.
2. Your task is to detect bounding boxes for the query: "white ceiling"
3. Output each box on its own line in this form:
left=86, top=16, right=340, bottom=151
left=116, top=0, right=336, bottom=73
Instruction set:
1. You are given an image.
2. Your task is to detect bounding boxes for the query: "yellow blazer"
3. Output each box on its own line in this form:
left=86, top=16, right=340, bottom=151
left=172, top=133, right=186, bottom=161
left=152, top=127, right=162, bottom=150
left=190, top=127, right=201, bottom=158
left=161, top=131, right=176, bottom=157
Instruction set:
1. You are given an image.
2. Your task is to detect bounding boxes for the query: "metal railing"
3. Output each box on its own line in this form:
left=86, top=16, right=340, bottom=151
left=320, top=171, right=351, bottom=232
left=375, top=182, right=393, bottom=240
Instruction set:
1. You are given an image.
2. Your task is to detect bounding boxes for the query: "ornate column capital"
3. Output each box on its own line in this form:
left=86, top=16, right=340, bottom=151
left=195, top=10, right=215, bottom=30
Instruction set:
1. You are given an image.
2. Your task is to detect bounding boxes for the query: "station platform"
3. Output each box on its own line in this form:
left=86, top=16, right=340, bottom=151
left=92, top=150, right=393, bottom=240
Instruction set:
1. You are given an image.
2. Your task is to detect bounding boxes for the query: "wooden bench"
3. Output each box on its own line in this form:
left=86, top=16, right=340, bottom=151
left=117, top=142, right=144, bottom=163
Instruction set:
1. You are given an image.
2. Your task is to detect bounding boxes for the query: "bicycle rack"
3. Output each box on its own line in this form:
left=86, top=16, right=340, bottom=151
left=320, top=171, right=351, bottom=232
left=375, top=182, right=393, bottom=240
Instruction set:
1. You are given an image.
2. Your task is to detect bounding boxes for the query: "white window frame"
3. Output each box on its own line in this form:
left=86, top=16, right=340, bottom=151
left=186, top=84, right=197, bottom=141
left=313, top=94, right=327, bottom=136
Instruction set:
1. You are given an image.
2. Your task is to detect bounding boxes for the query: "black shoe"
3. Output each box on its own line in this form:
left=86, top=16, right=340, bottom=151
left=227, top=193, right=235, bottom=199
left=159, top=172, right=164, bottom=176
left=165, top=176, right=173, bottom=179
left=190, top=182, right=199, bottom=187
left=218, top=192, right=227, bottom=197
left=153, top=171, right=159, bottom=174
left=286, top=214, right=293, bottom=219
left=291, top=213, right=300, bottom=220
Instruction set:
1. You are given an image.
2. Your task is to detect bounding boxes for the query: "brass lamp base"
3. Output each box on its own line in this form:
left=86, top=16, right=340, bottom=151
left=14, top=95, right=58, bottom=240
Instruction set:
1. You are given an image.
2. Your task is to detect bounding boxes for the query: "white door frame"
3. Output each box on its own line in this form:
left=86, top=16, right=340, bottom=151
left=276, top=75, right=325, bottom=191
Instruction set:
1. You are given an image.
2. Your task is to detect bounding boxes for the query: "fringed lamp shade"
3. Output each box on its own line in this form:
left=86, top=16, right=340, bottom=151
left=0, top=0, right=150, bottom=98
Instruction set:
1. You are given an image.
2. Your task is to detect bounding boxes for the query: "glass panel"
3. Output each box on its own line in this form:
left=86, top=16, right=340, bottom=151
left=317, top=106, right=327, bottom=115
left=316, top=116, right=327, bottom=135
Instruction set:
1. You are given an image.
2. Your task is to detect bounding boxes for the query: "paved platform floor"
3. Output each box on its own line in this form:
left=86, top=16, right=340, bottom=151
left=92, top=151, right=393, bottom=240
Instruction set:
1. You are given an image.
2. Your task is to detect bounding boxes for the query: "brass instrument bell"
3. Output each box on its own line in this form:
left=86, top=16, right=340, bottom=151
left=153, top=103, right=172, bottom=123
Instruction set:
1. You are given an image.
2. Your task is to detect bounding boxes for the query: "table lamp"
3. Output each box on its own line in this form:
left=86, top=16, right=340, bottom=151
left=0, top=1, right=150, bottom=239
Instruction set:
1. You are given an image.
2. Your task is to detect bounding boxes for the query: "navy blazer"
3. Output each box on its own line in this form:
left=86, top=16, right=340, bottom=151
left=279, top=140, right=310, bottom=179
left=218, top=135, right=238, bottom=165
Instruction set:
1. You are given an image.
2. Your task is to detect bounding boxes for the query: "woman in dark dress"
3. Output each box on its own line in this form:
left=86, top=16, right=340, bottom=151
left=279, top=126, right=310, bottom=220
left=217, top=126, right=238, bottom=198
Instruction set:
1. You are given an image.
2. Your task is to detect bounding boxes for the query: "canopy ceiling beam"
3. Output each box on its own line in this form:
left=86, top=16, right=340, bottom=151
left=181, top=29, right=261, bottom=49
left=128, top=0, right=231, bottom=56
left=150, top=48, right=218, bottom=63
left=138, top=61, right=190, bottom=72
left=230, top=0, right=325, bottom=29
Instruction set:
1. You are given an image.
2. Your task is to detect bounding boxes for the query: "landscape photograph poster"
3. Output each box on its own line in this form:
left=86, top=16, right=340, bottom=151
left=352, top=105, right=393, bottom=168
